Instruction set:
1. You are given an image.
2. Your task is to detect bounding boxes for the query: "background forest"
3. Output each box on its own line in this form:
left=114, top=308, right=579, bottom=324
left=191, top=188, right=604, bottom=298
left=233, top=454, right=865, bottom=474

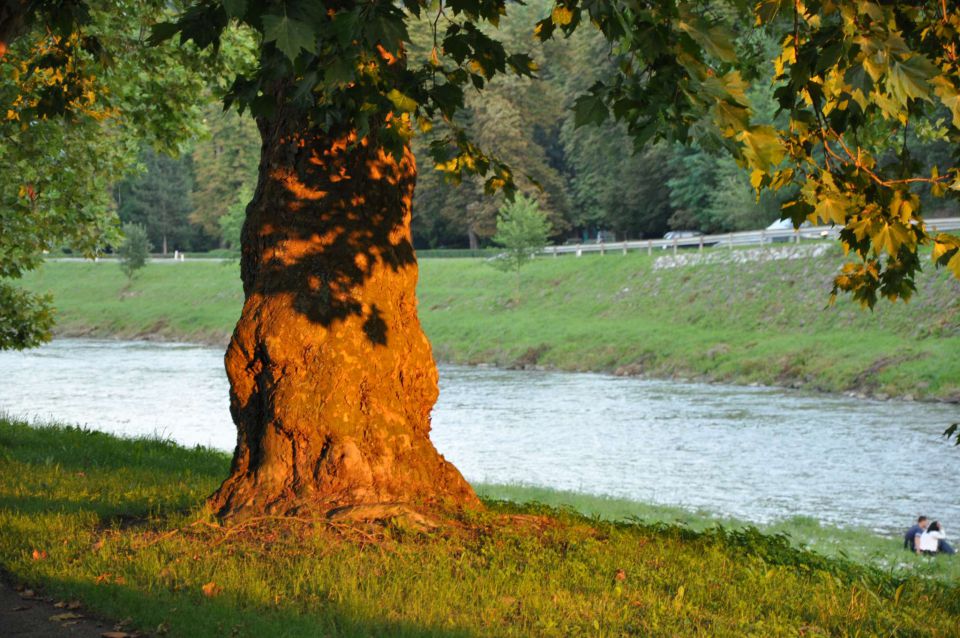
left=109, top=0, right=960, bottom=253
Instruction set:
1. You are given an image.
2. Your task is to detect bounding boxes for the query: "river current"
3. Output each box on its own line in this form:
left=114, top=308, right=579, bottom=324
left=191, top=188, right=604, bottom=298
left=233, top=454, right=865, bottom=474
left=1, top=339, right=957, bottom=533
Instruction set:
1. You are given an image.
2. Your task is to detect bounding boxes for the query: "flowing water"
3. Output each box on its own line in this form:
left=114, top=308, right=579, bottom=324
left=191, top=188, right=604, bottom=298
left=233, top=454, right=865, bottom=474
left=1, top=339, right=957, bottom=533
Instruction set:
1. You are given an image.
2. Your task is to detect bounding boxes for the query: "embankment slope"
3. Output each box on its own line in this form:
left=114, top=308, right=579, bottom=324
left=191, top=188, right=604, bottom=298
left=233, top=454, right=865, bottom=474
left=22, top=245, right=960, bottom=400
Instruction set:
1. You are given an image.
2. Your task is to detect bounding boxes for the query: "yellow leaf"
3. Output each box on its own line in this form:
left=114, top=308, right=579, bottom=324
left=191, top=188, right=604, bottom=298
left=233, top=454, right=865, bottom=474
left=947, top=252, right=960, bottom=279
left=551, top=6, right=573, bottom=26
left=201, top=581, right=221, bottom=597
left=871, top=221, right=912, bottom=256
left=814, top=191, right=850, bottom=225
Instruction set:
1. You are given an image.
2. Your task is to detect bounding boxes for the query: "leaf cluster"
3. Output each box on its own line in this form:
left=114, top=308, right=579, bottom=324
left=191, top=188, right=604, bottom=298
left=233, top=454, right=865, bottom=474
left=155, top=0, right=537, bottom=191
left=532, top=0, right=960, bottom=306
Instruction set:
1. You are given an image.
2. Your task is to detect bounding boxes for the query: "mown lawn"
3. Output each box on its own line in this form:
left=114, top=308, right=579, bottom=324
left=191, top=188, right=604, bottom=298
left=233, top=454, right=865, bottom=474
left=1, top=418, right=958, bottom=637
left=22, top=247, right=960, bottom=399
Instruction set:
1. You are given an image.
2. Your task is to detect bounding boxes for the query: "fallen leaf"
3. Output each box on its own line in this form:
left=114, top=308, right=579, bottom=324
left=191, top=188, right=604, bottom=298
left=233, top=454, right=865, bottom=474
left=101, top=632, right=135, bottom=638
left=201, top=581, right=221, bottom=597
left=31, top=549, right=47, bottom=561
left=49, top=612, right=84, bottom=622
left=614, top=569, right=627, bottom=581
left=20, top=589, right=36, bottom=599
left=12, top=605, right=30, bottom=612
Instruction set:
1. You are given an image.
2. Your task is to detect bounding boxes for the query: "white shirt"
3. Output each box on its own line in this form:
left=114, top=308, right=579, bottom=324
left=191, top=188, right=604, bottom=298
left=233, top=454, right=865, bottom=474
left=918, top=529, right=946, bottom=552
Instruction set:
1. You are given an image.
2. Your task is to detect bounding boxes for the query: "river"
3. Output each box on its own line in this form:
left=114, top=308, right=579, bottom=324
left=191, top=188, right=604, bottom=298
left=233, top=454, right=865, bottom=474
left=1, top=339, right=956, bottom=533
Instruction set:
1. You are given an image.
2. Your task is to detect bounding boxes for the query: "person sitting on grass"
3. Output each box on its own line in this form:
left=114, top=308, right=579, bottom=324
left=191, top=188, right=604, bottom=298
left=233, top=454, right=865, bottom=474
left=904, top=515, right=928, bottom=552
left=917, top=521, right=956, bottom=556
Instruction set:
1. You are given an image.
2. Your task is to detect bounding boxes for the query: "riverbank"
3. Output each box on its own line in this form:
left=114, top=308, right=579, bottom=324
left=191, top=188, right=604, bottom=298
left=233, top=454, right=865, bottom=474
left=21, top=247, right=960, bottom=400
left=1, top=417, right=958, bottom=637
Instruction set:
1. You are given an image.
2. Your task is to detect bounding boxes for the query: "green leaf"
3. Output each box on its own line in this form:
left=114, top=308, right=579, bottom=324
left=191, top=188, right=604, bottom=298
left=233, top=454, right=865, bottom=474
left=262, top=13, right=315, bottom=62
left=738, top=125, right=784, bottom=172
left=712, top=100, right=750, bottom=134
left=221, top=0, right=247, bottom=19
left=323, top=58, right=355, bottom=87
left=573, top=94, right=607, bottom=128
left=887, top=54, right=935, bottom=105
left=677, top=16, right=737, bottom=63
left=387, top=89, right=418, bottom=113
left=933, top=76, right=960, bottom=129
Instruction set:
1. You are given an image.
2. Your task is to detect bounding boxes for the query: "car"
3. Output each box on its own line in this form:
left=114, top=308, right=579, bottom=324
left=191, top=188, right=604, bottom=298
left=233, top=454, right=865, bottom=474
left=765, top=218, right=829, bottom=242
left=661, top=230, right=705, bottom=249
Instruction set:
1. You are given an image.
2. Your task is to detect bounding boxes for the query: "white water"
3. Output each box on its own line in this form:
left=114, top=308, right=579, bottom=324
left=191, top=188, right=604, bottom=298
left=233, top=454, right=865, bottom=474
left=1, top=339, right=957, bottom=533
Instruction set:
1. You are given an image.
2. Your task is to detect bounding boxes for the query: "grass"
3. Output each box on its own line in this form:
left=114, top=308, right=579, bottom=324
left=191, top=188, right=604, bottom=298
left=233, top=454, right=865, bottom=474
left=21, top=245, right=960, bottom=399
left=474, top=485, right=960, bottom=583
left=2, top=417, right=959, bottom=637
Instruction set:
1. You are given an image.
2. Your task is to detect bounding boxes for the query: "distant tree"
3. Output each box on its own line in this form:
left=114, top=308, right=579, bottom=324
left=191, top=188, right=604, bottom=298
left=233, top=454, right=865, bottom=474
left=117, top=223, right=151, bottom=281
left=0, top=2, right=222, bottom=348
left=218, top=185, right=252, bottom=251
left=564, top=123, right=676, bottom=239
left=491, top=194, right=552, bottom=303
left=116, top=148, right=195, bottom=255
left=190, top=106, right=260, bottom=244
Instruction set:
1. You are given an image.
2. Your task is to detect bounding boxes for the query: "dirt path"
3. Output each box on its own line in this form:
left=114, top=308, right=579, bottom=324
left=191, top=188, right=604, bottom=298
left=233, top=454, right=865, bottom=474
left=1, top=579, right=134, bottom=637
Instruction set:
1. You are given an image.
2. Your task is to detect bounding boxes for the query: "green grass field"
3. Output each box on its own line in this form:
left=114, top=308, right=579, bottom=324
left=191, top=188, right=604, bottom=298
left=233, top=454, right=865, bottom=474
left=2, top=417, right=958, bottom=637
left=22, top=246, right=960, bottom=399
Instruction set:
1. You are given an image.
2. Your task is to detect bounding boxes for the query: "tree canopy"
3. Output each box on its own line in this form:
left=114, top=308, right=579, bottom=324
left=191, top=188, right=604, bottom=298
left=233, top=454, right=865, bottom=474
left=141, top=0, right=960, bottom=306
left=2, top=0, right=960, bottom=350
left=0, top=0, right=252, bottom=347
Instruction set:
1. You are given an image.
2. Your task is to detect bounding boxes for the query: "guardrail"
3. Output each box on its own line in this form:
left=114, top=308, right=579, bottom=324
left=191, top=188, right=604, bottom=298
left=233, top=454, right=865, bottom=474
left=544, top=217, right=960, bottom=256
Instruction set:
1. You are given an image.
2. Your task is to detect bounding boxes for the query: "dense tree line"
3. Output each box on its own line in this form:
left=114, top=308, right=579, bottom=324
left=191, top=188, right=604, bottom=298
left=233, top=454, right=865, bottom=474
left=109, top=0, right=959, bottom=253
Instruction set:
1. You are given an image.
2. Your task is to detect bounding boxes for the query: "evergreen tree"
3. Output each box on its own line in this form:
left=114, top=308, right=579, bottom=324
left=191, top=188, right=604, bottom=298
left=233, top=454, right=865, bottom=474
left=117, top=223, right=151, bottom=280
left=491, top=193, right=552, bottom=302
left=116, top=148, right=195, bottom=255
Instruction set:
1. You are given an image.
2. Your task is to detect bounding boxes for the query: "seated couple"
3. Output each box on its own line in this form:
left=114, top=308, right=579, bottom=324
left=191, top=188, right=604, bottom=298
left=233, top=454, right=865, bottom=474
left=904, top=516, right=956, bottom=556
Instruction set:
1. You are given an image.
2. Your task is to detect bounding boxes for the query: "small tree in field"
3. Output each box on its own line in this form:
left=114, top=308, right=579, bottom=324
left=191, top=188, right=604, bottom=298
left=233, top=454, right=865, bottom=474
left=117, top=223, right=151, bottom=281
left=491, top=194, right=552, bottom=303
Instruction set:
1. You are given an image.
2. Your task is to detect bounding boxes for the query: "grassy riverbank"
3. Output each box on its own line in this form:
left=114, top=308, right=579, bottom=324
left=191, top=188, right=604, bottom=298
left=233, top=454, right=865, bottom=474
left=21, top=246, right=960, bottom=399
left=1, top=418, right=958, bottom=637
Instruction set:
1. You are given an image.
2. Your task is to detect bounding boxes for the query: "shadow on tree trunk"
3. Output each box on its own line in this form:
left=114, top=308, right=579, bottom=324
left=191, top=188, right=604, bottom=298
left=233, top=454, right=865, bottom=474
left=210, top=113, right=478, bottom=522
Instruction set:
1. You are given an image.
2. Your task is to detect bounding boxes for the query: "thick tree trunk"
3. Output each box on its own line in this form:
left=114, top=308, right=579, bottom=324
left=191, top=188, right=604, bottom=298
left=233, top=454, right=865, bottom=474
left=209, top=112, right=478, bottom=519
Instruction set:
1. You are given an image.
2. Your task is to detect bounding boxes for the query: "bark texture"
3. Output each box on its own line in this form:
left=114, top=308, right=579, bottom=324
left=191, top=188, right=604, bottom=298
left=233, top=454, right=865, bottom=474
left=210, top=112, right=478, bottom=519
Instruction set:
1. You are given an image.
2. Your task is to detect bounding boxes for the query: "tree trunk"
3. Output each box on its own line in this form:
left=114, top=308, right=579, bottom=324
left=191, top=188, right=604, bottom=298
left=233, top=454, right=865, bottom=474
left=162, top=234, right=167, bottom=256
left=468, top=227, right=479, bottom=251
left=209, top=112, right=478, bottom=520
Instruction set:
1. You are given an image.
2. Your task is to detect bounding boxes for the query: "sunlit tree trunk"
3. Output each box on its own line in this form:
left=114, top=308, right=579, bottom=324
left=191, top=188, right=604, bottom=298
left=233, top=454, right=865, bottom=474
left=209, top=111, right=478, bottom=519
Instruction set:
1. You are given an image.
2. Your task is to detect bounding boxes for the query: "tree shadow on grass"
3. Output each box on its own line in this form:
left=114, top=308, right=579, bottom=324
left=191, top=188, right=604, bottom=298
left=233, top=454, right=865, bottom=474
left=9, top=575, right=479, bottom=638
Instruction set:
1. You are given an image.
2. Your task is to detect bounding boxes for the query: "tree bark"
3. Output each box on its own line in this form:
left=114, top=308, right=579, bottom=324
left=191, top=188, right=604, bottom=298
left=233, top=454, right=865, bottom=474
left=209, top=111, right=478, bottom=519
